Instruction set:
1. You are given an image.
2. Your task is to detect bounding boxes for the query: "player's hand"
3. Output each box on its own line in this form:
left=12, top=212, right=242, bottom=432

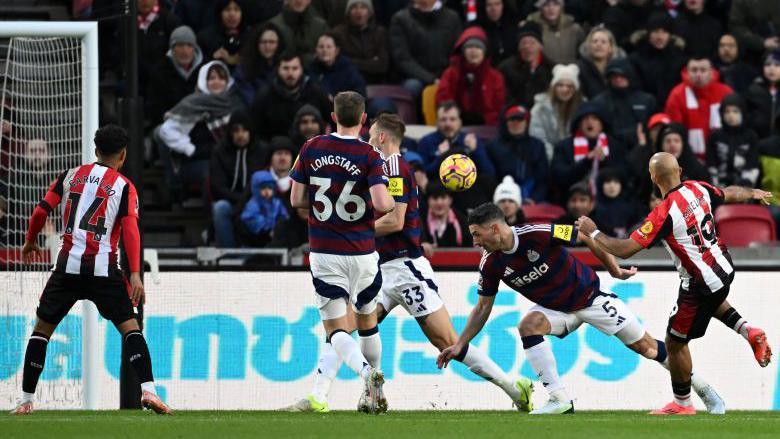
left=614, top=266, right=638, bottom=280
left=636, top=123, right=647, bottom=147
left=464, top=133, right=478, bottom=152
left=21, top=240, right=42, bottom=264
left=574, top=216, right=597, bottom=236
left=422, top=242, right=435, bottom=259
left=751, top=189, right=773, bottom=205
left=437, top=343, right=463, bottom=369
left=129, top=272, right=145, bottom=307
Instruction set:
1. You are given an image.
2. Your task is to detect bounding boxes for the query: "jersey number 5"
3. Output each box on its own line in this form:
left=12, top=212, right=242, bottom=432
left=310, top=176, right=366, bottom=222
left=65, top=192, right=107, bottom=241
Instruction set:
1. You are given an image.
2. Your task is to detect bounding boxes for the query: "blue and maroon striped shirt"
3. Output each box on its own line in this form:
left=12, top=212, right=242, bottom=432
left=376, top=153, right=422, bottom=263
left=478, top=224, right=600, bottom=312
left=290, top=133, right=386, bottom=255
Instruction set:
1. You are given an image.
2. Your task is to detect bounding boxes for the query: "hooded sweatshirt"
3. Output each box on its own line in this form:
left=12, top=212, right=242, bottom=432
left=210, top=112, right=268, bottom=204
left=706, top=94, right=761, bottom=187
left=664, top=67, right=734, bottom=161
left=240, top=170, right=289, bottom=236
left=436, top=26, right=506, bottom=125
left=290, top=104, right=326, bottom=148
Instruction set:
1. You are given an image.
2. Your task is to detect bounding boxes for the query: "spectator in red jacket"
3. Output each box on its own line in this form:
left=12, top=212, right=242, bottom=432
left=436, top=26, right=506, bottom=125
left=664, top=56, right=733, bottom=162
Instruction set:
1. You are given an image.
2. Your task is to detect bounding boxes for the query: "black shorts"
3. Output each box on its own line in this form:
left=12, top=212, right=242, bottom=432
left=37, top=272, right=136, bottom=326
left=667, top=277, right=732, bottom=343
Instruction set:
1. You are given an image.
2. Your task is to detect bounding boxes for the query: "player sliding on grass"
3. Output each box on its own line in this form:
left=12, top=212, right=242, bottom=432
left=285, top=113, right=534, bottom=413
left=289, top=92, right=395, bottom=414
left=575, top=152, right=772, bottom=415
left=11, top=125, right=171, bottom=415
left=437, top=203, right=725, bottom=415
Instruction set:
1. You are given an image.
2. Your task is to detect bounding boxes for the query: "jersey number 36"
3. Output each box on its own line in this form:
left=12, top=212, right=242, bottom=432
left=310, top=176, right=366, bottom=222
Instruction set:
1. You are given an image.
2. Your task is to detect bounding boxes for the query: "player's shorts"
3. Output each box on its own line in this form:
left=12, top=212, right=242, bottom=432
left=37, top=272, right=136, bottom=326
left=529, top=291, right=645, bottom=345
left=667, top=278, right=732, bottom=343
left=379, top=256, right=444, bottom=319
left=310, top=252, right=381, bottom=320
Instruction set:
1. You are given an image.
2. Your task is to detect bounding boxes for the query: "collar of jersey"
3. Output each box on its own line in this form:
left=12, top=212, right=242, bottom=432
left=664, top=183, right=684, bottom=199
left=94, top=161, right=110, bottom=168
left=330, top=132, right=358, bottom=140
left=503, top=227, right=520, bottom=254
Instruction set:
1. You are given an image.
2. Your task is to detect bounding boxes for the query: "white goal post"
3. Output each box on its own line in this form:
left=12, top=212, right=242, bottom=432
left=0, top=21, right=99, bottom=410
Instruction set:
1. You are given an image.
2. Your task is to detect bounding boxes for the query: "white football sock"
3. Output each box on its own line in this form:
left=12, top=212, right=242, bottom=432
left=330, top=331, right=371, bottom=380
left=359, top=331, right=381, bottom=369
left=21, top=391, right=34, bottom=404
left=525, top=338, right=569, bottom=402
left=310, top=342, right=342, bottom=404
left=736, top=320, right=751, bottom=340
left=460, top=344, right=517, bottom=398
left=140, top=381, right=156, bottom=395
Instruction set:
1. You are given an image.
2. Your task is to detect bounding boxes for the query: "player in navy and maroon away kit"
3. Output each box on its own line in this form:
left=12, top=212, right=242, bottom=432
left=290, top=91, right=395, bottom=414
left=438, top=203, right=725, bottom=415
left=11, top=125, right=171, bottom=415
left=576, top=152, right=773, bottom=415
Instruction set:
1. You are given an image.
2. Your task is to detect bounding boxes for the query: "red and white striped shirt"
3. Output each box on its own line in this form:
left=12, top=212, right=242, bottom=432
left=28, top=163, right=140, bottom=278
left=630, top=180, right=733, bottom=292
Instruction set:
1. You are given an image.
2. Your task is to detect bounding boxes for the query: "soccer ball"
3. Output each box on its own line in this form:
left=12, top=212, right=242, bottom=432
left=439, top=154, right=477, bottom=192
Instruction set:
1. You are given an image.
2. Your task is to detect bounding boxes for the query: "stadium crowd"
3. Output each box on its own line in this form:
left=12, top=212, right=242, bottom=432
left=5, top=0, right=779, bottom=251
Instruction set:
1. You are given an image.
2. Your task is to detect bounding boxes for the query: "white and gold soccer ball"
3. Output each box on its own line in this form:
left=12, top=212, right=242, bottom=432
left=439, top=153, right=477, bottom=192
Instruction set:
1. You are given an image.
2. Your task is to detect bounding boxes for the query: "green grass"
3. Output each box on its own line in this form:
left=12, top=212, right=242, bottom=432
left=3, top=411, right=780, bottom=439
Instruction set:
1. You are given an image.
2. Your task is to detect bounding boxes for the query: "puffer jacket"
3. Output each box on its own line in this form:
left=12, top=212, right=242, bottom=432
left=526, top=11, right=585, bottom=65
left=529, top=92, right=579, bottom=161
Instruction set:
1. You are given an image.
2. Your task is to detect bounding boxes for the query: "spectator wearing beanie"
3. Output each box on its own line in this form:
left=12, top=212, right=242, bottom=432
left=267, top=0, right=329, bottom=66
left=266, top=136, right=298, bottom=204
left=729, top=0, right=780, bottom=57
left=331, top=0, right=390, bottom=84
left=146, top=25, right=204, bottom=127
left=436, top=26, right=506, bottom=126
left=526, top=0, right=585, bottom=65
left=488, top=105, right=549, bottom=203
left=233, top=23, right=286, bottom=106
left=493, top=175, right=526, bottom=227
left=664, top=55, right=733, bottom=161
left=744, top=50, right=780, bottom=139
left=706, top=94, right=761, bottom=187
left=715, top=34, right=759, bottom=95
left=309, top=32, right=368, bottom=98
left=197, top=0, right=250, bottom=69
left=629, top=12, right=687, bottom=110
left=210, top=112, right=268, bottom=247
left=137, top=0, right=182, bottom=91
left=290, top=104, right=327, bottom=149
left=673, top=0, right=722, bottom=58
left=474, top=0, right=521, bottom=66
left=530, top=63, right=583, bottom=161
left=499, top=21, right=554, bottom=108
left=592, top=58, right=656, bottom=147
left=628, top=112, right=672, bottom=200
left=389, top=0, right=463, bottom=98
left=577, top=26, right=626, bottom=100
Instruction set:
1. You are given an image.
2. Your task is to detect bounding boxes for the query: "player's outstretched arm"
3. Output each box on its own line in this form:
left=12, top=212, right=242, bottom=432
left=575, top=216, right=643, bottom=260
left=578, top=233, right=638, bottom=280
left=290, top=181, right=310, bottom=209
left=723, top=186, right=773, bottom=205
left=375, top=202, right=407, bottom=237
left=437, top=294, right=495, bottom=369
left=24, top=173, right=66, bottom=263
left=369, top=183, right=395, bottom=214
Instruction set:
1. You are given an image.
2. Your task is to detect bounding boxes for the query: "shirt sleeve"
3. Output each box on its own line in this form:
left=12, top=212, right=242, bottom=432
left=117, top=182, right=139, bottom=219
left=549, top=223, right=578, bottom=247
left=477, top=253, right=500, bottom=296
left=289, top=142, right=308, bottom=184
left=39, top=171, right=66, bottom=213
left=698, top=181, right=725, bottom=211
left=630, top=203, right=673, bottom=249
left=367, top=148, right=387, bottom=187
left=386, top=157, right=411, bottom=203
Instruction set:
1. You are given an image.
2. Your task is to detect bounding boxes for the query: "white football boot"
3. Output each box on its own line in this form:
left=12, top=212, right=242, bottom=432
left=529, top=398, right=574, bottom=415
left=365, top=368, right=387, bottom=414
left=695, top=384, right=726, bottom=415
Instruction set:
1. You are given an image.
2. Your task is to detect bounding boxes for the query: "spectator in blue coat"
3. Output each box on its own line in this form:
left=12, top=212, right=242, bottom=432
left=487, top=105, right=549, bottom=203
left=417, top=102, right=496, bottom=178
left=239, top=170, right=289, bottom=247
left=308, top=32, right=367, bottom=98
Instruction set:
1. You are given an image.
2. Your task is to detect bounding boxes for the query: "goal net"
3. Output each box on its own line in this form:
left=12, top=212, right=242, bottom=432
left=0, top=22, right=99, bottom=410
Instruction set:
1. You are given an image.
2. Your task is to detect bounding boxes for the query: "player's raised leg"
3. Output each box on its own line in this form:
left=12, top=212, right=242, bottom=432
left=715, top=301, right=772, bottom=367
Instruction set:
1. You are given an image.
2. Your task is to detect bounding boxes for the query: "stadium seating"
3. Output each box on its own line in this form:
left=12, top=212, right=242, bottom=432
left=714, top=205, right=777, bottom=247
left=522, top=203, right=566, bottom=223
left=421, top=84, right=438, bottom=126
left=366, top=85, right=417, bottom=124
left=461, top=125, right=498, bottom=142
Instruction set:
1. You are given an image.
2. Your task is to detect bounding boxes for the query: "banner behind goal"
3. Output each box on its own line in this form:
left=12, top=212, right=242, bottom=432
left=0, top=22, right=99, bottom=409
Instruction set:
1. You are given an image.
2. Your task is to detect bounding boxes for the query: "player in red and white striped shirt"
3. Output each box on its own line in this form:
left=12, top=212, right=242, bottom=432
left=11, top=125, right=170, bottom=415
left=576, top=152, right=773, bottom=415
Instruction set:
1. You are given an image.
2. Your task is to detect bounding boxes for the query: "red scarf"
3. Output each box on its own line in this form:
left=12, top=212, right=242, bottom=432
left=137, top=2, right=160, bottom=31
left=573, top=131, right=609, bottom=196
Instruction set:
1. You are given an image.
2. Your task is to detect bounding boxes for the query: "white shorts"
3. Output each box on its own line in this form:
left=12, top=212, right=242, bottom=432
left=529, top=292, right=645, bottom=345
left=310, top=252, right=381, bottom=320
left=379, top=256, right=444, bottom=318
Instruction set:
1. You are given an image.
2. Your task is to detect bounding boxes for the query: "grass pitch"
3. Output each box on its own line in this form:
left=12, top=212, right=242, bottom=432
left=2, top=410, right=780, bottom=438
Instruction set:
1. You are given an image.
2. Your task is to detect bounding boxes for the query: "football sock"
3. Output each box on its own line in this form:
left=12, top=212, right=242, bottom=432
left=311, top=341, right=342, bottom=404
left=21, top=332, right=49, bottom=400
left=358, top=326, right=382, bottom=369
left=718, top=307, right=751, bottom=340
left=330, top=330, right=371, bottom=380
left=456, top=344, right=517, bottom=397
left=123, top=330, right=156, bottom=394
left=672, top=379, right=692, bottom=407
left=653, top=339, right=709, bottom=392
left=522, top=335, right=569, bottom=402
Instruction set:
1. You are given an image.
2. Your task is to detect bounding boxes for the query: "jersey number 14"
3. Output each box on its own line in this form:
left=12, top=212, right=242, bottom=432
left=65, top=192, right=107, bottom=241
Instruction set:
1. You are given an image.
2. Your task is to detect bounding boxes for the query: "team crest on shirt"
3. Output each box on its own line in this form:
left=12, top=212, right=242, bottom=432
left=527, top=250, right=540, bottom=262
left=639, top=221, right=653, bottom=238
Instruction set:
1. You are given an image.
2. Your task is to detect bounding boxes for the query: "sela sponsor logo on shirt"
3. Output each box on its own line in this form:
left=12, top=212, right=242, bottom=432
left=310, top=154, right=362, bottom=176
left=507, top=263, right=549, bottom=288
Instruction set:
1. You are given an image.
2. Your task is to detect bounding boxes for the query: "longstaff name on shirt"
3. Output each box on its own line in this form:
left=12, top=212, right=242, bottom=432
left=310, top=155, right=362, bottom=176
